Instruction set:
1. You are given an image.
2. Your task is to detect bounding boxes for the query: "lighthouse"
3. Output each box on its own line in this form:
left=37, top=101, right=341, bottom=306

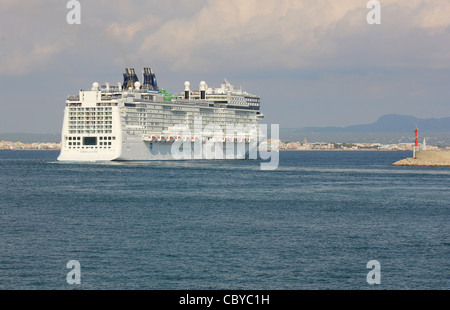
left=413, top=127, right=418, bottom=158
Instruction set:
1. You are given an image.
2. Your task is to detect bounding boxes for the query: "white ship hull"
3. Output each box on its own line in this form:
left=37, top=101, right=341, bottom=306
left=57, top=141, right=256, bottom=162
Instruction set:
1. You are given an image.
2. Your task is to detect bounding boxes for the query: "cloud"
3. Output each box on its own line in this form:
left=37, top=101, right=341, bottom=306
left=0, top=37, right=76, bottom=75
left=106, top=19, right=161, bottom=39
left=0, top=0, right=449, bottom=77
left=134, top=0, right=450, bottom=73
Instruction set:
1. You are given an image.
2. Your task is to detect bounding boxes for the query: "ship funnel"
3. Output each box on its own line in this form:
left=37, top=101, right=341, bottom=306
left=200, top=81, right=206, bottom=99
left=184, top=81, right=190, bottom=99
left=143, top=67, right=158, bottom=90
left=123, top=68, right=139, bottom=89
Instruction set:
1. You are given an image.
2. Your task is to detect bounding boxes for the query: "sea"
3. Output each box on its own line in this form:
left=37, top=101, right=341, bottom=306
left=0, top=150, right=448, bottom=290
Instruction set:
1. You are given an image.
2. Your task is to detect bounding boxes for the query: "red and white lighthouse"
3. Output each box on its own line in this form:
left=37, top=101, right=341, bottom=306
left=414, top=127, right=418, bottom=158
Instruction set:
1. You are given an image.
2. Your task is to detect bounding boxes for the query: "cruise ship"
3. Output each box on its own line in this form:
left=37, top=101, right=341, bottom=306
left=57, top=67, right=264, bottom=161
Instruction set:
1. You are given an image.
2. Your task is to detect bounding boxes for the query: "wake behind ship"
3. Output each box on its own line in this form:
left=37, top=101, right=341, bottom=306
left=57, top=68, right=264, bottom=161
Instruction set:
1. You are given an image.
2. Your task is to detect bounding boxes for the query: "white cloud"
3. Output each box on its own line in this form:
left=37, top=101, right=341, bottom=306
left=0, top=0, right=449, bottom=76
left=134, top=0, right=450, bottom=73
left=106, top=19, right=161, bottom=39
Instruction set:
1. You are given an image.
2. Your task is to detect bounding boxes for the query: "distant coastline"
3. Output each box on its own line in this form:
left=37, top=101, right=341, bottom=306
left=0, top=141, right=60, bottom=150
left=268, top=140, right=445, bottom=151
left=1, top=139, right=447, bottom=152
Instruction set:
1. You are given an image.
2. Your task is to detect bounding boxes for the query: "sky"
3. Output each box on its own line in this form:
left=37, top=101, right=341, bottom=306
left=0, top=0, right=449, bottom=133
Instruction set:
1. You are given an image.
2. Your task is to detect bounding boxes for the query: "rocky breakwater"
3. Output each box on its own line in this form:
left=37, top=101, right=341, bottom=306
left=392, top=150, right=450, bottom=167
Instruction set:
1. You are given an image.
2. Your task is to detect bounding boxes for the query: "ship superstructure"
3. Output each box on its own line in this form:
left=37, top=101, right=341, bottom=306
left=57, top=67, right=264, bottom=161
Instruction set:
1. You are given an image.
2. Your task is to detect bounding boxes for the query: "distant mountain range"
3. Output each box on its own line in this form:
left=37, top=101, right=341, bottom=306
left=1, top=114, right=449, bottom=145
left=281, top=114, right=450, bottom=145
left=296, top=114, right=450, bottom=133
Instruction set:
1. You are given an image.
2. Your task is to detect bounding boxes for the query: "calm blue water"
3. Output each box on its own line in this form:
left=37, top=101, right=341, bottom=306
left=0, top=150, right=448, bottom=290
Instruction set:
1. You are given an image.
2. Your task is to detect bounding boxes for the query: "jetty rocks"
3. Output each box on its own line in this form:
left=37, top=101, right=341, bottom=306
left=392, top=158, right=450, bottom=167
left=392, top=150, right=450, bottom=167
